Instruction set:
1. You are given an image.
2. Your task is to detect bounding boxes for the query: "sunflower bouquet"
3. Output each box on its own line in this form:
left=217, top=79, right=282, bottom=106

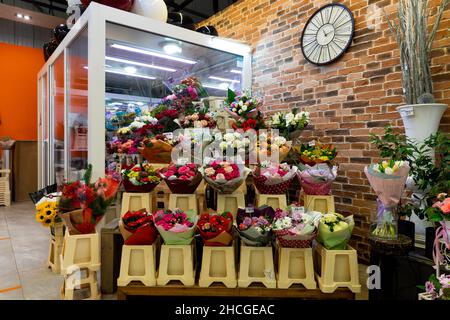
left=35, top=194, right=60, bottom=227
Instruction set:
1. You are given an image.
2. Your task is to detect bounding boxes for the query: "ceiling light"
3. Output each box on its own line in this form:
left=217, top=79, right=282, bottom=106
left=105, top=56, right=176, bottom=72
left=230, top=69, right=242, bottom=74
left=163, top=43, right=182, bottom=55
left=111, top=43, right=197, bottom=65
left=24, top=15, right=31, bottom=20
left=208, top=76, right=240, bottom=83
left=203, top=84, right=228, bottom=91
left=124, top=66, right=137, bottom=74
left=219, top=83, right=229, bottom=90
left=16, top=13, right=23, bottom=18
left=106, top=69, right=156, bottom=80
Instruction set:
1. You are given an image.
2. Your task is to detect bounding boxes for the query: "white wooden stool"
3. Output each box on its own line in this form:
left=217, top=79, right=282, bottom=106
left=153, top=181, right=171, bottom=210
left=216, top=192, right=245, bottom=218
left=0, top=169, right=11, bottom=206
left=303, top=195, right=335, bottom=213
left=117, top=243, right=158, bottom=287
left=277, top=242, right=316, bottom=289
left=168, top=194, right=198, bottom=212
left=238, top=243, right=276, bottom=288
left=157, top=243, right=195, bottom=286
left=60, top=233, right=101, bottom=275
left=121, top=192, right=153, bottom=215
left=256, top=191, right=287, bottom=210
left=199, top=242, right=237, bottom=288
left=61, top=268, right=100, bottom=300
left=314, top=243, right=361, bottom=293
left=48, top=222, right=64, bottom=273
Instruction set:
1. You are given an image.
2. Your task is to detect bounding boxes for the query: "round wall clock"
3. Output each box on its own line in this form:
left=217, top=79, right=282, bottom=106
left=301, top=3, right=355, bottom=65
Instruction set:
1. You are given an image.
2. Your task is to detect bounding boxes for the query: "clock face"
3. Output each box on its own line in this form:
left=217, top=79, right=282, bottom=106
left=301, top=4, right=354, bottom=65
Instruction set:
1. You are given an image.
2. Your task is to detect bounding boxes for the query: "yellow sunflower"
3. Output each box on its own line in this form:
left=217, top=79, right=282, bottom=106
left=41, top=217, right=55, bottom=227
left=35, top=212, right=46, bottom=223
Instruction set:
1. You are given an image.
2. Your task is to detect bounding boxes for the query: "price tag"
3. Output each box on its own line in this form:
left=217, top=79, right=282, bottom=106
left=245, top=206, right=254, bottom=214
left=291, top=206, right=305, bottom=215
left=308, top=140, right=316, bottom=146
left=163, top=132, right=173, bottom=140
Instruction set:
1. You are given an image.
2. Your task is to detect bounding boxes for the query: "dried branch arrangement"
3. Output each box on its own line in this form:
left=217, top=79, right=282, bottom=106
left=386, top=0, right=449, bottom=104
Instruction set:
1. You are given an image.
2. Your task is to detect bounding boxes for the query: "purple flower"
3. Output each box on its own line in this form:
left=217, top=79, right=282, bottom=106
left=425, top=281, right=436, bottom=294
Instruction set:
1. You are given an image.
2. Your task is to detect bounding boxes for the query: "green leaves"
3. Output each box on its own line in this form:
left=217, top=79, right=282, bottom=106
left=83, top=164, right=93, bottom=185
left=226, top=88, right=236, bottom=104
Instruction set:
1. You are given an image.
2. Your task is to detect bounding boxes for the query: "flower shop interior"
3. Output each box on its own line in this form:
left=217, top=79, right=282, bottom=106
left=0, top=0, right=449, bottom=305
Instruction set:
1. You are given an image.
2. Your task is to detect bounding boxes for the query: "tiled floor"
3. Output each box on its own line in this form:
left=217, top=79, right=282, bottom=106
left=0, top=201, right=368, bottom=300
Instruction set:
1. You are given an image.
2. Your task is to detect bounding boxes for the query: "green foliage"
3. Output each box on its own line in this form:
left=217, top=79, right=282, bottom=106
left=149, top=105, right=168, bottom=117
left=226, top=88, right=236, bottom=105
left=83, top=164, right=93, bottom=185
left=370, top=125, right=450, bottom=220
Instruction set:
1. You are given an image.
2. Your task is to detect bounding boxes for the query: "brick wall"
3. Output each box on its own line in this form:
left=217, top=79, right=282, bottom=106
left=198, top=0, right=450, bottom=262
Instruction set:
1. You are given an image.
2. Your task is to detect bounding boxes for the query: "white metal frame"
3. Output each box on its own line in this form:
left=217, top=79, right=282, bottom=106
left=37, top=2, right=252, bottom=185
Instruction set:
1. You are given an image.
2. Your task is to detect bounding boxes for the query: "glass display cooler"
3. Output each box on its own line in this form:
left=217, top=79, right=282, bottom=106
left=37, top=2, right=251, bottom=188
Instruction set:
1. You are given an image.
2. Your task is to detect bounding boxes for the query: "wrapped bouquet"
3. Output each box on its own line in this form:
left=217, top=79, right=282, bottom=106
left=253, top=161, right=298, bottom=194
left=364, top=160, right=410, bottom=239
left=317, top=212, right=355, bottom=250
left=121, top=163, right=161, bottom=193
left=197, top=211, right=234, bottom=246
left=59, top=165, right=120, bottom=234
left=257, top=132, right=292, bottom=162
left=34, top=193, right=60, bottom=227
left=180, top=112, right=217, bottom=129
left=154, top=209, right=198, bottom=245
left=266, top=109, right=310, bottom=141
left=235, top=206, right=275, bottom=246
left=224, top=88, right=261, bottom=120
left=296, top=142, right=337, bottom=166
left=160, top=162, right=202, bottom=194
left=119, top=209, right=158, bottom=245
left=139, top=134, right=175, bottom=164
left=201, top=160, right=251, bottom=194
left=420, top=273, right=450, bottom=300
left=272, top=207, right=321, bottom=248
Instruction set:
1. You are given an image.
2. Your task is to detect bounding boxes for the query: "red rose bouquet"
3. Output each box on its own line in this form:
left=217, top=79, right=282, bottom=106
left=253, top=161, right=298, bottom=194
left=197, top=211, right=234, bottom=246
left=159, top=162, right=203, bottom=194
left=119, top=209, right=158, bottom=245
left=59, top=164, right=120, bottom=234
left=200, top=160, right=251, bottom=194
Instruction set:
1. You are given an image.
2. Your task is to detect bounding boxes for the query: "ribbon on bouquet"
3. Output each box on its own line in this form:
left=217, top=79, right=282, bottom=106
left=433, top=221, right=450, bottom=277
left=376, top=199, right=393, bottom=222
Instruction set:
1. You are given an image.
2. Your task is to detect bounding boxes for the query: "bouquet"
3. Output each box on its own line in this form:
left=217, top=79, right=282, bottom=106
left=121, top=163, right=161, bottom=193
left=35, top=194, right=60, bottom=227
left=197, top=211, right=234, bottom=246
left=119, top=209, right=158, bottom=245
left=298, top=163, right=338, bottom=195
left=180, top=112, right=217, bottom=129
left=162, top=76, right=208, bottom=113
left=429, top=193, right=450, bottom=222
left=295, top=142, right=337, bottom=166
left=235, top=206, right=275, bottom=246
left=252, top=161, right=298, bottom=194
left=224, top=88, right=261, bottom=120
left=139, top=134, right=175, bottom=163
left=272, top=207, right=321, bottom=248
left=59, top=165, right=119, bottom=234
left=420, top=273, right=450, bottom=300
left=159, top=162, right=202, bottom=194
left=317, top=212, right=355, bottom=250
left=266, top=109, right=310, bottom=140
left=257, top=132, right=292, bottom=162
left=154, top=209, right=198, bottom=245
left=200, top=160, right=251, bottom=194
left=364, top=160, right=410, bottom=239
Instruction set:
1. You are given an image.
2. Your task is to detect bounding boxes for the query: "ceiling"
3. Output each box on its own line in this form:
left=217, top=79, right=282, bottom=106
left=2, top=0, right=238, bottom=23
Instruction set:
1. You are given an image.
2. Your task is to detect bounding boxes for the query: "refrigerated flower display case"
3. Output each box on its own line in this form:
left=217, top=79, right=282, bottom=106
left=37, top=2, right=251, bottom=188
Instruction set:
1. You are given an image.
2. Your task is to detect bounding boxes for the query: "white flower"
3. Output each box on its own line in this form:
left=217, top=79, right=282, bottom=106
left=138, top=115, right=158, bottom=124
left=284, top=112, right=295, bottom=124
left=224, top=133, right=235, bottom=142
left=129, top=121, right=145, bottom=129
left=238, top=109, right=243, bottom=114
left=234, top=132, right=242, bottom=139
left=242, top=105, right=248, bottom=112
left=271, top=114, right=281, bottom=125
left=273, top=136, right=286, bottom=146
left=239, top=100, right=244, bottom=106
left=384, top=167, right=394, bottom=175
left=372, top=165, right=380, bottom=173
left=219, top=141, right=228, bottom=150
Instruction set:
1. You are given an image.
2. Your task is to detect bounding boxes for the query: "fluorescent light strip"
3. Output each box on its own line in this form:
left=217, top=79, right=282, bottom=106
left=204, top=84, right=228, bottom=91
left=105, top=56, right=176, bottom=72
left=230, top=69, right=242, bottom=74
left=111, top=43, right=197, bottom=65
left=106, top=69, right=156, bottom=80
left=208, top=76, right=240, bottom=83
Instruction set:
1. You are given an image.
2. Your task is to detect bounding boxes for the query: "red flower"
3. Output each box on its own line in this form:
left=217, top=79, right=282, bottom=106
left=241, top=119, right=257, bottom=131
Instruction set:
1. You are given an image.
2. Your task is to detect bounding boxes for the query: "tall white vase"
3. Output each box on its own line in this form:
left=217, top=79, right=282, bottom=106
left=397, top=103, right=448, bottom=245
left=131, top=0, right=168, bottom=22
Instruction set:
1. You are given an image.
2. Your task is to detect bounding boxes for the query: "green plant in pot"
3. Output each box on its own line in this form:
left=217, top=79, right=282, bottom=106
left=386, top=0, right=449, bottom=146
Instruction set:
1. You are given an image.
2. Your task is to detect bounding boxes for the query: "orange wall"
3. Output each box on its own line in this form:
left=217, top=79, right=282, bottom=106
left=0, top=43, right=44, bottom=141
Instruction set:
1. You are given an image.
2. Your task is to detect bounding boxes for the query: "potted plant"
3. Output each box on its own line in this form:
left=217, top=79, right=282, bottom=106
left=386, top=0, right=449, bottom=143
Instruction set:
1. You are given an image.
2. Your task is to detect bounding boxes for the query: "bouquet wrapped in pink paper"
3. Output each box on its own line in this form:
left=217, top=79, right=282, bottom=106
left=200, top=160, right=251, bottom=194
left=298, top=163, right=338, bottom=195
left=153, top=209, right=198, bottom=245
left=159, top=162, right=203, bottom=194
left=272, top=206, right=321, bottom=248
left=364, top=160, right=410, bottom=239
left=253, top=161, right=297, bottom=194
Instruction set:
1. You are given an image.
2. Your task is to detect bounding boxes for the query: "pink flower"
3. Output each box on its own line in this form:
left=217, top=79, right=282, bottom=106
left=178, top=166, right=191, bottom=175
left=216, top=173, right=226, bottom=180
left=204, top=167, right=216, bottom=176
left=179, top=175, right=189, bottom=180
left=187, top=86, right=198, bottom=100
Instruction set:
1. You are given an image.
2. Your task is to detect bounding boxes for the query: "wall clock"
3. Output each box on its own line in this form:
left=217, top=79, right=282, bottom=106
left=301, top=3, right=355, bottom=65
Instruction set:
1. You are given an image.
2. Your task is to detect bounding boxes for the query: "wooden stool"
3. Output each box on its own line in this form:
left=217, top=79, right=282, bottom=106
left=153, top=181, right=171, bottom=210
left=256, top=192, right=287, bottom=210
left=62, top=268, right=100, bottom=300
left=277, top=243, right=316, bottom=289
left=48, top=222, right=65, bottom=273
left=196, top=181, right=207, bottom=213
left=157, top=243, right=195, bottom=286
left=238, top=244, right=276, bottom=288
left=314, top=243, right=361, bottom=293
left=216, top=192, right=245, bottom=218
left=60, top=233, right=101, bottom=275
left=303, top=195, right=335, bottom=213
left=121, top=192, right=153, bottom=215
left=168, top=194, right=198, bottom=212
left=117, top=243, right=158, bottom=287
left=0, top=169, right=11, bottom=206
left=199, top=242, right=237, bottom=288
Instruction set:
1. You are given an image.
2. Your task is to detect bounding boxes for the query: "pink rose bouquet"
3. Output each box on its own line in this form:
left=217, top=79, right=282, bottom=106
left=153, top=209, right=198, bottom=245
left=200, top=160, right=251, bottom=194
left=159, top=162, right=203, bottom=194
left=253, top=161, right=298, bottom=194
